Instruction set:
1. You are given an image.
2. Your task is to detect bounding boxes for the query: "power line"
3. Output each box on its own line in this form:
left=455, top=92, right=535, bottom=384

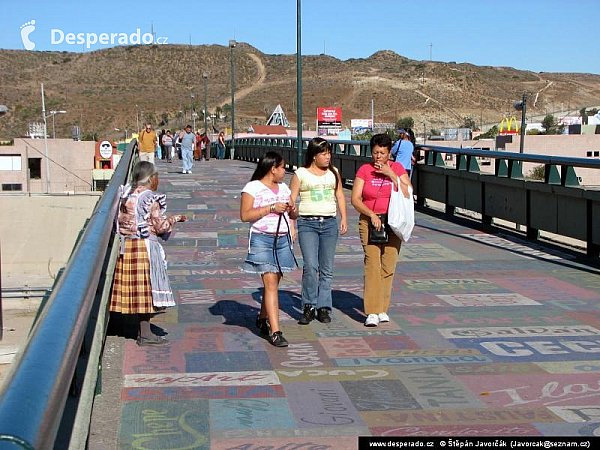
left=15, top=137, right=93, bottom=188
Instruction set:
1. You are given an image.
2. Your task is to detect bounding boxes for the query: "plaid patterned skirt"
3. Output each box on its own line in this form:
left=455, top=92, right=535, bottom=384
left=110, top=238, right=157, bottom=314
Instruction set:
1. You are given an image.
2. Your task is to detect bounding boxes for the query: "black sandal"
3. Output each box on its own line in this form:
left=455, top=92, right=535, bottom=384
left=256, top=316, right=270, bottom=336
left=137, top=336, right=169, bottom=346
left=269, top=331, right=288, bottom=347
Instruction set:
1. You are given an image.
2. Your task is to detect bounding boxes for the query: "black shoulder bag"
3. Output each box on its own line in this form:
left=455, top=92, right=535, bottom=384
left=368, top=179, right=389, bottom=244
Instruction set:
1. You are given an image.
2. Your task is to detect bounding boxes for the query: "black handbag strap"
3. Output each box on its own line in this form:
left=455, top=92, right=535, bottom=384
left=272, top=210, right=299, bottom=276
left=372, top=174, right=385, bottom=214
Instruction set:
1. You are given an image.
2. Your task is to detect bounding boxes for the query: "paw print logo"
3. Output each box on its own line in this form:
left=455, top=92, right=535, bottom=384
left=20, top=20, right=36, bottom=50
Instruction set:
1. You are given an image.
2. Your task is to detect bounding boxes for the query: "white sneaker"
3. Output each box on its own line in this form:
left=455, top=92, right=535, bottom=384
left=188, top=170, right=192, bottom=174
left=365, top=314, right=379, bottom=327
left=378, top=312, right=390, bottom=322
left=182, top=170, right=187, bottom=174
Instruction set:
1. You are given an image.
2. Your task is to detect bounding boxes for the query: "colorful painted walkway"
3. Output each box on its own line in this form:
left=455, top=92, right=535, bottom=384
left=89, top=157, right=600, bottom=449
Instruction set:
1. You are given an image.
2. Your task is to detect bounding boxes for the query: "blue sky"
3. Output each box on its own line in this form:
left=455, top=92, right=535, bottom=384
left=2, top=0, right=598, bottom=74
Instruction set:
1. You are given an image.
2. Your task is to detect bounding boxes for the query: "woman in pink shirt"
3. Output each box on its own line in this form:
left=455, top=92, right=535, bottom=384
left=351, top=134, right=412, bottom=327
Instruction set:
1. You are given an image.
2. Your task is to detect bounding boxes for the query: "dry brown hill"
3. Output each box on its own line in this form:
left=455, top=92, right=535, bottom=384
left=1, top=43, right=599, bottom=140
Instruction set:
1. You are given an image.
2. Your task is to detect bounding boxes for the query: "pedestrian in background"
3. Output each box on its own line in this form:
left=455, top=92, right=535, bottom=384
left=162, top=130, right=173, bottom=163
left=289, top=137, right=347, bottom=325
left=217, top=131, right=226, bottom=160
left=240, top=151, right=298, bottom=347
left=351, top=133, right=412, bottom=327
left=180, top=125, right=195, bottom=174
left=160, top=129, right=167, bottom=160
left=138, top=123, right=157, bottom=164
left=202, top=132, right=211, bottom=160
left=155, top=131, right=162, bottom=160
left=391, top=128, right=416, bottom=175
left=174, top=130, right=182, bottom=160
left=110, top=161, right=186, bottom=345
left=194, top=131, right=202, bottom=161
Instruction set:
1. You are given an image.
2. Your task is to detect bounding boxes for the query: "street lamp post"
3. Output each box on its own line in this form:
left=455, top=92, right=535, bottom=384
left=203, top=72, right=208, bottom=134
left=191, top=94, right=195, bottom=130
left=135, top=104, right=139, bottom=132
left=115, top=128, right=128, bottom=141
left=229, top=40, right=236, bottom=159
left=514, top=94, right=527, bottom=154
left=296, top=0, right=303, bottom=168
left=41, top=83, right=51, bottom=193
left=49, top=110, right=67, bottom=138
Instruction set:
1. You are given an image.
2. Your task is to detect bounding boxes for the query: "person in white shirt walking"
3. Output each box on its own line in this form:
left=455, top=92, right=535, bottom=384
left=179, top=125, right=196, bottom=174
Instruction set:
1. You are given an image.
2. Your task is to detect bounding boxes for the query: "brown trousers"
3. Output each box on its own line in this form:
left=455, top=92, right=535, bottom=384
left=358, top=214, right=402, bottom=315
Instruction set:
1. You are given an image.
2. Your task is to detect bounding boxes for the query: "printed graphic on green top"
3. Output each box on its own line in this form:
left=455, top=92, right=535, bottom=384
left=310, top=187, right=334, bottom=202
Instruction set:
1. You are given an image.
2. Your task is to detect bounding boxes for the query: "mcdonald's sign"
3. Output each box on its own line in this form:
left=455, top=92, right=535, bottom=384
left=499, top=116, right=520, bottom=135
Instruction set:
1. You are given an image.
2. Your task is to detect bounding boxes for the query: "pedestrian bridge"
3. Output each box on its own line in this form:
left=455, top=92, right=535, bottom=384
left=0, top=140, right=599, bottom=449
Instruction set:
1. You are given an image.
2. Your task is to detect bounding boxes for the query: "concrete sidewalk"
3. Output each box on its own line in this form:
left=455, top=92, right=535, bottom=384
left=89, top=158, right=600, bottom=449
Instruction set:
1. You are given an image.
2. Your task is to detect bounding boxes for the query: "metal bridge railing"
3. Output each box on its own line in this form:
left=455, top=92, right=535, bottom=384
left=418, top=144, right=600, bottom=186
left=0, top=140, right=137, bottom=449
left=414, top=145, right=600, bottom=256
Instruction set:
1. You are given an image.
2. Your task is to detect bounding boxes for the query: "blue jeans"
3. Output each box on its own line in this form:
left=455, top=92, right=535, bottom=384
left=182, top=148, right=194, bottom=172
left=217, top=144, right=225, bottom=160
left=297, top=216, right=338, bottom=310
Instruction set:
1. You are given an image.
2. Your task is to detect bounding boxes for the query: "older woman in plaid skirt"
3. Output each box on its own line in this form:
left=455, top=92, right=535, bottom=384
left=110, top=161, right=186, bottom=346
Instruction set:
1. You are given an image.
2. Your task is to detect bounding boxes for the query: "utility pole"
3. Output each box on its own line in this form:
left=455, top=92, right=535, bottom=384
left=514, top=94, right=527, bottom=153
left=371, top=99, right=374, bottom=129
left=229, top=39, right=236, bottom=159
left=296, top=0, right=303, bottom=168
left=191, top=94, right=195, bottom=130
left=203, top=72, right=208, bottom=134
left=41, top=83, right=50, bottom=193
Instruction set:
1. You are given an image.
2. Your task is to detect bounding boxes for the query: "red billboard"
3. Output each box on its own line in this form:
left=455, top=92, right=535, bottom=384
left=317, top=107, right=342, bottom=135
left=317, top=107, right=342, bottom=125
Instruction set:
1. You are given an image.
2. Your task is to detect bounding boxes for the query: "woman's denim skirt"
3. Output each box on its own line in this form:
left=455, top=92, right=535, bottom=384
left=242, top=232, right=297, bottom=274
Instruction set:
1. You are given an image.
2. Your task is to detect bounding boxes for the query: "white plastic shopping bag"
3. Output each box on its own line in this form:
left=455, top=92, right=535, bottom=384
left=388, top=179, right=414, bottom=242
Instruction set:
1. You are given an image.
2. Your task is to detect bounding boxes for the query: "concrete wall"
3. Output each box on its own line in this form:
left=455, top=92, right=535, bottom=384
left=0, top=194, right=100, bottom=288
left=0, top=138, right=96, bottom=194
left=504, top=134, right=600, bottom=185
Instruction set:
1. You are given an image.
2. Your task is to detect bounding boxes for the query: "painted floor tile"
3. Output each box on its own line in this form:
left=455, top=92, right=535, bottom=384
left=102, top=159, right=600, bottom=446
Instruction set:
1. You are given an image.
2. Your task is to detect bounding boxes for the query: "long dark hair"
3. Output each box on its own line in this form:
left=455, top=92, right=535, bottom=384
left=251, top=151, right=284, bottom=181
left=304, top=137, right=341, bottom=190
